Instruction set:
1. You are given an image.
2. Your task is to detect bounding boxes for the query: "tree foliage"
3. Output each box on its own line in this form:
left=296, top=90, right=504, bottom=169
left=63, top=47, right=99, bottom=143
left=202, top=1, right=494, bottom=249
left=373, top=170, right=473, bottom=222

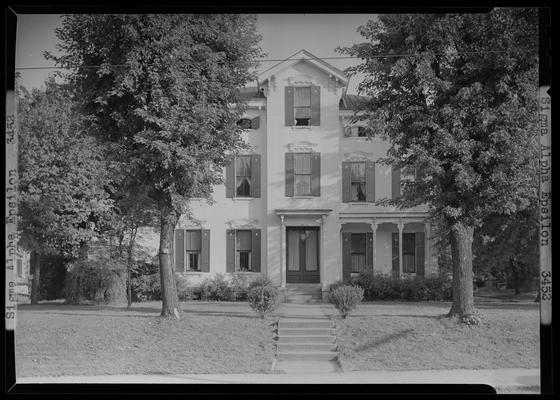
left=47, top=14, right=263, bottom=317
left=339, top=9, right=539, bottom=321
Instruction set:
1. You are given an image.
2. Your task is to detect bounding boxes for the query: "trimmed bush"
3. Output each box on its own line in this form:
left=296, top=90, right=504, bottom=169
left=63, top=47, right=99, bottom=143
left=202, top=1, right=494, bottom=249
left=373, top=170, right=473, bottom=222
left=200, top=273, right=236, bottom=301
left=247, top=281, right=278, bottom=318
left=352, top=272, right=452, bottom=301
left=328, top=284, right=364, bottom=318
left=64, top=257, right=126, bottom=304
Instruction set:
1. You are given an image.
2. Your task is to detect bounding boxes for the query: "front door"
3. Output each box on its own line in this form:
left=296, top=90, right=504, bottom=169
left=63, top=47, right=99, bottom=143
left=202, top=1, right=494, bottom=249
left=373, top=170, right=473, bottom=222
left=286, top=227, right=320, bottom=283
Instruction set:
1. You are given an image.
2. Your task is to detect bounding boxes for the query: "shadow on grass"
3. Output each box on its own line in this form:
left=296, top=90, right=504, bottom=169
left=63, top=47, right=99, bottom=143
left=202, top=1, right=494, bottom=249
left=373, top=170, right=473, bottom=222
left=354, top=329, right=415, bottom=352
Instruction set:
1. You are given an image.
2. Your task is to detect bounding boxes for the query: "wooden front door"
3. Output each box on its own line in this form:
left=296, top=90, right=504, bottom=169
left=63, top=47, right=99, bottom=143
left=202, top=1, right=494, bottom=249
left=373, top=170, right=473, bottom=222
left=286, top=227, right=320, bottom=283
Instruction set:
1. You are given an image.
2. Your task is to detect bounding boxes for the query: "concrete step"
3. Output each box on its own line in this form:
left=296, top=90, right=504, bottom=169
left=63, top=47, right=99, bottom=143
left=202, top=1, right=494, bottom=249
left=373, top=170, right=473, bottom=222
left=278, top=319, right=333, bottom=329
left=277, top=335, right=336, bottom=343
left=278, top=342, right=337, bottom=352
left=278, top=327, right=335, bottom=336
left=277, top=351, right=339, bottom=362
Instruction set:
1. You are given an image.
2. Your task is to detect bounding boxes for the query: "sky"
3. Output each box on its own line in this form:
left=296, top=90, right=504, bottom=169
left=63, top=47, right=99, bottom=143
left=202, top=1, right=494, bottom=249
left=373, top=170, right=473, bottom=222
left=15, top=13, right=377, bottom=94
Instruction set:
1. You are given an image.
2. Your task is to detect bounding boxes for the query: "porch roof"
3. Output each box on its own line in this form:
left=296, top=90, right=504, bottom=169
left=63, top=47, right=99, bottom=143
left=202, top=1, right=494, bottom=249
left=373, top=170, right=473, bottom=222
left=274, top=208, right=333, bottom=217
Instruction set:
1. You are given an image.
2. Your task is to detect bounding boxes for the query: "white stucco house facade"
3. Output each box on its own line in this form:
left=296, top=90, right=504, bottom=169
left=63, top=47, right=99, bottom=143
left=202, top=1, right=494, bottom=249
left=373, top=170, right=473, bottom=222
left=140, top=49, right=438, bottom=301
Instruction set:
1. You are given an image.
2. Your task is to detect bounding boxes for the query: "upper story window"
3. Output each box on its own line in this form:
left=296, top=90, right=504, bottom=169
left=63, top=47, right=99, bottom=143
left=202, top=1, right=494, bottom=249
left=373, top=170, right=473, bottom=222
left=345, top=126, right=367, bottom=137
left=285, top=152, right=321, bottom=197
left=225, top=154, right=261, bottom=198
left=236, top=117, right=260, bottom=130
left=391, top=166, right=418, bottom=200
left=342, top=161, right=375, bottom=203
left=285, top=85, right=321, bottom=127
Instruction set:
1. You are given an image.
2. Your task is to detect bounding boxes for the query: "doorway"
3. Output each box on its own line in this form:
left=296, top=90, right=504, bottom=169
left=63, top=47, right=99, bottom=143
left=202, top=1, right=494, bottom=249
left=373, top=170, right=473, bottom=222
left=286, top=227, right=320, bottom=283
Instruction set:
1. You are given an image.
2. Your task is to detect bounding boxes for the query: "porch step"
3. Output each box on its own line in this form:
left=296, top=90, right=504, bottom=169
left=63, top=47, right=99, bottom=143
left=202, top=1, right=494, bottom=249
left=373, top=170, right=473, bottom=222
left=277, top=351, right=338, bottom=362
left=282, top=284, right=323, bottom=304
left=277, top=335, right=336, bottom=343
left=279, top=319, right=333, bottom=329
left=277, top=342, right=338, bottom=352
left=278, top=327, right=335, bottom=336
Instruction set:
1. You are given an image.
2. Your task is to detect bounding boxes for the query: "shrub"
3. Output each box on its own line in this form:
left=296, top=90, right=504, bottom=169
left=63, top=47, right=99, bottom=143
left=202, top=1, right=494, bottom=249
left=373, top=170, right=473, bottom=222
left=247, top=280, right=278, bottom=318
left=353, top=272, right=452, bottom=301
left=247, top=275, right=274, bottom=289
left=200, top=273, right=236, bottom=301
left=175, top=273, right=200, bottom=301
left=230, top=274, right=251, bottom=301
left=64, top=257, right=126, bottom=304
left=328, top=284, right=364, bottom=318
left=131, top=272, right=161, bottom=301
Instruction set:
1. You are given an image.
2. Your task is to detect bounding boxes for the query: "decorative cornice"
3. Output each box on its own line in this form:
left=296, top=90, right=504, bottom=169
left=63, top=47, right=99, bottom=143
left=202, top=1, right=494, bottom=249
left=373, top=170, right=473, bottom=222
left=287, top=141, right=318, bottom=152
left=344, top=151, right=374, bottom=161
left=178, top=217, right=206, bottom=229
left=226, top=218, right=259, bottom=229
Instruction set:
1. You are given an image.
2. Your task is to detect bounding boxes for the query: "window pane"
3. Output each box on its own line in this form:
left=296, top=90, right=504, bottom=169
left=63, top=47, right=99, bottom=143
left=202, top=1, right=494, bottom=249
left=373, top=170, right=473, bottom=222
left=403, top=233, right=415, bottom=254
left=295, top=175, right=311, bottom=195
left=186, top=230, right=201, bottom=251
left=287, top=230, right=300, bottom=271
left=237, top=251, right=252, bottom=271
left=236, top=177, right=251, bottom=196
left=294, top=87, right=311, bottom=106
left=236, top=230, right=252, bottom=251
left=351, top=254, right=366, bottom=273
left=351, top=163, right=365, bottom=180
left=351, top=182, right=366, bottom=201
left=236, top=118, right=252, bottom=129
left=351, top=233, right=366, bottom=253
left=403, top=254, right=415, bottom=273
left=187, top=252, right=200, bottom=271
left=295, top=107, right=311, bottom=118
left=235, top=156, right=251, bottom=176
left=294, top=153, right=311, bottom=174
left=305, top=230, right=318, bottom=271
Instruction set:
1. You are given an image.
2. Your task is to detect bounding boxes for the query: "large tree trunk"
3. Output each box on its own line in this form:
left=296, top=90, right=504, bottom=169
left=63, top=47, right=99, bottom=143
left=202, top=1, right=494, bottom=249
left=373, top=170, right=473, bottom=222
left=158, top=207, right=180, bottom=319
left=30, top=250, right=41, bottom=305
left=447, top=223, right=477, bottom=320
left=126, top=227, right=137, bottom=310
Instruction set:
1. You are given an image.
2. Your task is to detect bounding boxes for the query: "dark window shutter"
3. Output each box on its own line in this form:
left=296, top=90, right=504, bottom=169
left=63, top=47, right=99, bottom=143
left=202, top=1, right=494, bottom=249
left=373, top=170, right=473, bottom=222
left=342, top=162, right=352, bottom=203
left=251, top=154, right=261, bottom=198
left=174, top=229, right=185, bottom=273
left=251, top=229, right=261, bottom=272
left=226, top=230, right=236, bottom=272
left=415, top=232, right=425, bottom=277
left=392, top=232, right=399, bottom=277
left=251, top=116, right=260, bottom=130
left=311, top=152, right=321, bottom=196
left=391, top=166, right=401, bottom=200
left=366, top=161, right=376, bottom=202
left=225, top=155, right=235, bottom=198
left=342, top=232, right=352, bottom=282
left=366, top=232, right=374, bottom=272
left=285, top=152, right=294, bottom=197
left=310, top=85, right=320, bottom=126
left=285, top=86, right=294, bottom=126
left=200, top=229, right=210, bottom=272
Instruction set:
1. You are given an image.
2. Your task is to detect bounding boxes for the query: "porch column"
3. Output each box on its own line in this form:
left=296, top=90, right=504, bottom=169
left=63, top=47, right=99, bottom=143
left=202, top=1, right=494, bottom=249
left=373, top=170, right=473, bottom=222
left=320, top=214, right=327, bottom=291
left=398, top=219, right=404, bottom=276
left=280, top=215, right=286, bottom=288
left=424, top=221, right=431, bottom=276
left=370, top=218, right=378, bottom=272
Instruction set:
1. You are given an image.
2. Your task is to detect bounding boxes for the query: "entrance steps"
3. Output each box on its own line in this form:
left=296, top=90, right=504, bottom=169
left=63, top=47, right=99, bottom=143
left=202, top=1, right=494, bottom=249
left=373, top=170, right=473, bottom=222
left=281, top=284, right=322, bottom=304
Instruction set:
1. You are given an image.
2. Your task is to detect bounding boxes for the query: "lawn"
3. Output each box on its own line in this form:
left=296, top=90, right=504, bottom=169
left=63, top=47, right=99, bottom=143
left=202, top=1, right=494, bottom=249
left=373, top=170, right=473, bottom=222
left=15, top=301, right=276, bottom=377
left=328, top=301, right=540, bottom=372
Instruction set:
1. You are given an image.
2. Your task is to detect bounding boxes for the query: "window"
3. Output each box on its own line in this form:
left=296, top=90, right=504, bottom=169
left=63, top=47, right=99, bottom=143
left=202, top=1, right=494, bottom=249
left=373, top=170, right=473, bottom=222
left=346, top=126, right=367, bottom=137
left=294, top=87, right=311, bottom=126
left=402, top=233, right=416, bottom=273
left=235, top=155, right=252, bottom=197
left=175, top=229, right=210, bottom=272
left=236, top=118, right=252, bottom=129
left=350, top=162, right=366, bottom=202
left=185, top=230, right=202, bottom=271
left=294, top=153, right=312, bottom=196
left=235, top=230, right=253, bottom=271
left=351, top=233, right=367, bottom=273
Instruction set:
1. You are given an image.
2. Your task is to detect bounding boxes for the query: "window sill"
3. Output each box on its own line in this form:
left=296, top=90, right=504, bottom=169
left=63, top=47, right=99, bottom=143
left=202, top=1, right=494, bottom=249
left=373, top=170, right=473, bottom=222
left=233, top=271, right=259, bottom=274
left=348, top=202, right=369, bottom=205
left=290, top=126, right=314, bottom=131
left=232, top=197, right=254, bottom=202
left=292, top=195, right=317, bottom=199
left=179, top=271, right=207, bottom=274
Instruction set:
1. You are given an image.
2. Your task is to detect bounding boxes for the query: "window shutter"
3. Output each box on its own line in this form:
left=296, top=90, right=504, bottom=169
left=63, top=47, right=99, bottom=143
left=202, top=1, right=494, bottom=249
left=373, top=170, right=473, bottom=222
left=392, top=232, right=399, bottom=277
left=174, top=229, right=185, bottom=273
left=285, top=152, right=294, bottom=197
left=415, top=232, right=425, bottom=277
left=200, top=229, right=210, bottom=272
left=251, top=229, right=261, bottom=272
left=391, top=166, right=401, bottom=200
left=311, top=152, right=321, bottom=196
left=310, top=85, right=320, bottom=126
left=342, top=162, right=352, bottom=203
left=366, top=232, right=374, bottom=273
left=225, top=155, right=235, bottom=198
left=285, top=86, right=294, bottom=126
left=366, top=161, right=376, bottom=202
left=251, top=154, right=261, bottom=198
left=226, top=230, right=236, bottom=272
left=251, top=116, right=260, bottom=130
left=342, top=232, right=352, bottom=282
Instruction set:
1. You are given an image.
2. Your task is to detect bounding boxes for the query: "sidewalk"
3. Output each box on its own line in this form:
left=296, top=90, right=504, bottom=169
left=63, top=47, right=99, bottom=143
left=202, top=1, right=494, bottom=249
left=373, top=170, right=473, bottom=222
left=16, top=368, right=540, bottom=392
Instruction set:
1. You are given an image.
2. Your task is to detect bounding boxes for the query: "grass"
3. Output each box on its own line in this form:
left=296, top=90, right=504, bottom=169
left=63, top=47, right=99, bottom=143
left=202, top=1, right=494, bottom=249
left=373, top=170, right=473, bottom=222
left=15, top=301, right=277, bottom=377
left=329, top=301, right=539, bottom=372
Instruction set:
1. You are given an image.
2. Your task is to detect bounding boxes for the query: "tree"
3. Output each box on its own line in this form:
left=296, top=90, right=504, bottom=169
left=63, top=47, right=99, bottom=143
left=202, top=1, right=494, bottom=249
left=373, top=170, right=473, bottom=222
left=17, top=79, right=113, bottom=304
left=48, top=14, right=263, bottom=318
left=339, top=9, right=538, bottom=322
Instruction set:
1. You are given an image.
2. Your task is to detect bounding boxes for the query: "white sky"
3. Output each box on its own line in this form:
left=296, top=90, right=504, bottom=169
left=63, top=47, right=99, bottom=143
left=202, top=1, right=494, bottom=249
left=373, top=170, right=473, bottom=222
left=15, top=13, right=377, bottom=94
